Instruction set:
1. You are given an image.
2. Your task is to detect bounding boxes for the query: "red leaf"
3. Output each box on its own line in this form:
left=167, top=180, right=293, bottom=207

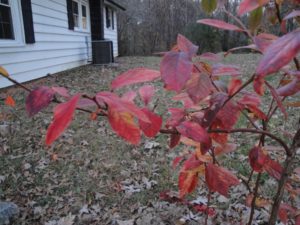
left=138, top=85, right=155, bottom=106
left=193, top=204, right=216, bottom=217
left=173, top=156, right=184, bottom=169
left=176, top=121, right=211, bottom=147
left=169, top=133, right=181, bottom=149
left=172, top=93, right=196, bottom=109
left=138, top=108, right=162, bottom=138
left=278, top=203, right=296, bottom=224
left=276, top=76, right=300, bottom=97
left=202, top=93, right=227, bottom=128
left=179, top=170, right=199, bottom=198
left=238, top=0, right=269, bottom=16
left=253, top=76, right=265, bottom=95
left=183, top=155, right=203, bottom=171
left=266, top=82, right=287, bottom=118
left=177, top=34, right=198, bottom=58
left=26, top=87, right=55, bottom=117
left=96, top=92, right=150, bottom=144
left=121, top=91, right=137, bottom=103
left=46, top=94, right=80, bottom=145
left=256, top=29, right=300, bottom=77
left=264, top=159, right=283, bottom=180
left=205, top=163, right=240, bottom=197
left=296, top=215, right=300, bottom=225
left=5, top=95, right=15, bottom=107
left=166, top=108, right=186, bottom=128
left=161, top=51, right=193, bottom=92
left=210, top=120, right=229, bottom=144
left=51, top=87, right=70, bottom=98
left=216, top=99, right=240, bottom=130
left=254, top=35, right=276, bottom=53
left=249, top=147, right=268, bottom=172
left=197, top=19, right=243, bottom=31
left=97, top=92, right=150, bottom=123
left=212, top=64, right=241, bottom=77
left=228, top=78, right=242, bottom=96
left=111, top=68, right=160, bottom=90
left=108, top=108, right=141, bottom=145
left=185, top=73, right=214, bottom=104
left=238, top=94, right=267, bottom=120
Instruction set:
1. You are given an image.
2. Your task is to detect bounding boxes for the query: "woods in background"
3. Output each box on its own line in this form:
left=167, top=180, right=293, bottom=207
left=117, top=0, right=299, bottom=56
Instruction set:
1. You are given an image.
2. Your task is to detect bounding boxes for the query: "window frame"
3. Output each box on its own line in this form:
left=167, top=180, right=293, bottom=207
left=105, top=5, right=115, bottom=31
left=0, top=0, right=25, bottom=47
left=72, top=0, right=90, bottom=33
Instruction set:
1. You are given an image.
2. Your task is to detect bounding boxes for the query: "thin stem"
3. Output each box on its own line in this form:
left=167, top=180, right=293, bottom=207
left=0, top=73, right=107, bottom=117
left=208, top=128, right=290, bottom=156
left=205, top=191, right=212, bottom=225
left=222, top=74, right=255, bottom=108
left=0, top=73, right=32, bottom=92
left=247, top=170, right=254, bottom=187
left=247, top=173, right=262, bottom=225
left=223, top=8, right=254, bottom=42
left=241, top=110, right=260, bottom=129
left=194, top=64, right=221, bottom=92
left=268, top=128, right=300, bottom=225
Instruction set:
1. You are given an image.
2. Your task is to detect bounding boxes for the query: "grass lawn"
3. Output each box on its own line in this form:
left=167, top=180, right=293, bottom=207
left=0, top=54, right=299, bottom=225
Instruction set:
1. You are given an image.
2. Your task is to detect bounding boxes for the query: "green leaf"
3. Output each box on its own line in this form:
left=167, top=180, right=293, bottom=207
left=201, top=0, right=217, bottom=14
left=249, top=7, right=263, bottom=32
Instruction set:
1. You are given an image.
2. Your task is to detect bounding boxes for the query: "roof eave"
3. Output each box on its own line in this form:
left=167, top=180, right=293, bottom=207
left=106, top=0, right=126, bottom=11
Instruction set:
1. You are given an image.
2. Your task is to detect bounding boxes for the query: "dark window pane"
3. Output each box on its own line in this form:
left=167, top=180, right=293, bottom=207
left=112, top=10, right=114, bottom=30
left=72, top=1, right=78, bottom=14
left=82, top=5, right=86, bottom=17
left=106, top=6, right=110, bottom=28
left=0, top=4, right=14, bottom=39
left=0, top=0, right=9, bottom=5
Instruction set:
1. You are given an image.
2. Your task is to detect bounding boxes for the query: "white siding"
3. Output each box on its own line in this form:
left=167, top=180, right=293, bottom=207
left=0, top=0, right=92, bottom=88
left=103, top=6, right=118, bottom=57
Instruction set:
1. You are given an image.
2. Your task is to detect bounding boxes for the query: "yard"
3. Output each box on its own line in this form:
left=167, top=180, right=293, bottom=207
left=0, top=55, right=299, bottom=225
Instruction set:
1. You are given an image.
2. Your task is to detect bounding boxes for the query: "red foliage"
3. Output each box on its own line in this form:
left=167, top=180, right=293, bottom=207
left=46, top=94, right=80, bottom=145
left=138, top=108, right=162, bottom=138
left=238, top=0, right=269, bottom=15
left=138, top=85, right=155, bottom=106
left=26, top=86, right=55, bottom=117
left=205, top=163, right=240, bottom=197
left=111, top=68, right=160, bottom=90
left=256, top=29, right=300, bottom=77
left=197, top=19, right=243, bottom=31
left=5, top=95, right=16, bottom=107
left=160, top=51, right=193, bottom=92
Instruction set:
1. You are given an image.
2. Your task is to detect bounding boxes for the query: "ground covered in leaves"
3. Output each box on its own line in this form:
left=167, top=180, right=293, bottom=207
left=0, top=55, right=299, bottom=225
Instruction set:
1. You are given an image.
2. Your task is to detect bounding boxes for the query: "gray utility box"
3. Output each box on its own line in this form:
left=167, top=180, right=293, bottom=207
left=92, top=40, right=114, bottom=64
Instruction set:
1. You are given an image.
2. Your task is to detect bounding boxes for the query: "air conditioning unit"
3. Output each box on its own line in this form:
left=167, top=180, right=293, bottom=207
left=92, top=40, right=114, bottom=64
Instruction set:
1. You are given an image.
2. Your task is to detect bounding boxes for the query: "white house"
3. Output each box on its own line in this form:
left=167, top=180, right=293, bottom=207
left=0, top=0, right=125, bottom=88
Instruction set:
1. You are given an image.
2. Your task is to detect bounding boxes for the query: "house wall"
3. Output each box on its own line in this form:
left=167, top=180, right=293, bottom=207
left=0, top=0, right=92, bottom=88
left=103, top=5, right=118, bottom=57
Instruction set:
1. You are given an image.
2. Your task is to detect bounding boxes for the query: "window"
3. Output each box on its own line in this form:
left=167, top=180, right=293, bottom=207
left=105, top=6, right=114, bottom=30
left=0, top=0, right=25, bottom=46
left=71, top=0, right=89, bottom=31
left=105, top=6, right=110, bottom=28
left=72, top=1, right=79, bottom=28
left=81, top=5, right=87, bottom=29
left=0, top=0, right=14, bottom=39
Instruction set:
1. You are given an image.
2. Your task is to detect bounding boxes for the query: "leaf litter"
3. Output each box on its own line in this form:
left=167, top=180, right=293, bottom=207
left=0, top=55, right=299, bottom=224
